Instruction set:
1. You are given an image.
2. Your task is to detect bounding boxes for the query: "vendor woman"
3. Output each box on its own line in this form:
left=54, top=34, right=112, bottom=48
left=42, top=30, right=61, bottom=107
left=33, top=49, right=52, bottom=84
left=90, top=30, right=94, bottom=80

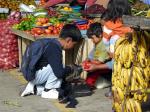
left=43, top=0, right=96, bottom=9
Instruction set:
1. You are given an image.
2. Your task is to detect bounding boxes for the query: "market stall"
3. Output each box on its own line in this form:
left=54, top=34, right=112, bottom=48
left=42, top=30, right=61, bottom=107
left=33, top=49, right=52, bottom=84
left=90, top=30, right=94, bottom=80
left=0, top=0, right=107, bottom=69
left=0, top=0, right=150, bottom=111
left=8, top=3, right=105, bottom=72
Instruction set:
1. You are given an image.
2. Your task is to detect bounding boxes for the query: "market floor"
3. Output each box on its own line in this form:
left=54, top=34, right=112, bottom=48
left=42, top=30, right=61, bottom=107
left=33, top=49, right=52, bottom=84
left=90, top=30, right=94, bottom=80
left=0, top=69, right=149, bottom=112
left=0, top=69, right=112, bottom=112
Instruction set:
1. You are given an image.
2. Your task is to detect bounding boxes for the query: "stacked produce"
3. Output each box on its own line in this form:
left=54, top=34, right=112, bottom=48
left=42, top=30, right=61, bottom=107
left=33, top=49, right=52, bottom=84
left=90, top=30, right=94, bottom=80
left=12, top=6, right=92, bottom=37
left=12, top=14, right=35, bottom=31
left=13, top=15, right=65, bottom=36
left=131, top=1, right=149, bottom=17
left=81, top=4, right=106, bottom=15
left=0, top=0, right=35, bottom=11
left=47, top=8, right=58, bottom=17
left=112, top=31, right=150, bottom=112
left=0, top=19, right=19, bottom=69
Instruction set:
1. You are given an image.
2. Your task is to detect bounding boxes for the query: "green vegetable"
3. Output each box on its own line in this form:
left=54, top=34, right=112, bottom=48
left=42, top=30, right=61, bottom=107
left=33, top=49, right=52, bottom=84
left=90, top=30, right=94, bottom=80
left=49, top=17, right=60, bottom=25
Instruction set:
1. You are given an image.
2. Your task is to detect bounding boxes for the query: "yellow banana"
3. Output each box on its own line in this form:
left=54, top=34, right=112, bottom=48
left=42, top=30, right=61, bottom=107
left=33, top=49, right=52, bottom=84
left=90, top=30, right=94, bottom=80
left=134, top=67, right=145, bottom=80
left=112, top=86, right=118, bottom=102
left=112, top=62, right=122, bottom=85
left=112, top=61, right=118, bottom=81
left=143, top=66, right=150, bottom=80
left=115, top=37, right=127, bottom=49
left=114, top=44, right=122, bottom=61
left=134, top=84, right=146, bottom=102
left=121, top=68, right=129, bottom=87
left=123, top=41, right=135, bottom=68
left=120, top=40, right=129, bottom=65
left=131, top=78, right=136, bottom=91
left=119, top=69, right=125, bottom=89
left=114, top=44, right=124, bottom=62
left=137, top=34, right=148, bottom=68
left=128, top=44, right=134, bottom=62
left=117, top=87, right=124, bottom=101
left=115, top=39, right=129, bottom=64
left=129, top=99, right=136, bottom=112
left=137, top=51, right=147, bottom=68
left=131, top=32, right=138, bottom=49
left=117, top=61, right=122, bottom=75
left=114, top=102, right=121, bottom=112
left=134, top=93, right=139, bottom=100
left=143, top=94, right=148, bottom=102
left=140, top=34, right=147, bottom=49
left=126, top=69, right=131, bottom=86
left=133, top=67, right=147, bottom=88
left=124, top=59, right=132, bottom=69
left=116, top=80, right=122, bottom=89
left=143, top=31, right=150, bottom=49
left=134, top=100, right=142, bottom=112
left=125, top=99, right=132, bottom=112
left=138, top=94, right=143, bottom=101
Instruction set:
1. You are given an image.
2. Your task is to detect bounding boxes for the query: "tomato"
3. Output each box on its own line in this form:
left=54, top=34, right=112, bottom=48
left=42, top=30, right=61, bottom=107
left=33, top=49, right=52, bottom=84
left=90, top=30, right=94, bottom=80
left=59, top=23, right=64, bottom=28
left=40, top=18, right=48, bottom=24
left=45, top=18, right=49, bottom=23
left=84, top=63, right=91, bottom=69
left=36, top=22, right=42, bottom=26
left=31, top=28, right=43, bottom=35
left=37, top=18, right=46, bottom=24
left=45, top=29, right=51, bottom=34
left=48, top=26, right=54, bottom=30
left=53, top=28, right=58, bottom=34
left=36, top=29, right=44, bottom=35
left=82, top=61, right=91, bottom=70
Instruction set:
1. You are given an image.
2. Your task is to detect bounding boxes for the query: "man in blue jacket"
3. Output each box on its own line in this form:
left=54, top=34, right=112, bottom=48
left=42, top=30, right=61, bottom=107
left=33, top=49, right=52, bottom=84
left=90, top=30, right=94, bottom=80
left=21, top=24, right=82, bottom=99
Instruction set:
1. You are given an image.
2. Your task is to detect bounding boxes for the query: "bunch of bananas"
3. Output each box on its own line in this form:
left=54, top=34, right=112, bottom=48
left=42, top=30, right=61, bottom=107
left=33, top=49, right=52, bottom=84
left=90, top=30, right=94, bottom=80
left=113, top=98, right=142, bottom=112
left=112, top=31, right=150, bottom=112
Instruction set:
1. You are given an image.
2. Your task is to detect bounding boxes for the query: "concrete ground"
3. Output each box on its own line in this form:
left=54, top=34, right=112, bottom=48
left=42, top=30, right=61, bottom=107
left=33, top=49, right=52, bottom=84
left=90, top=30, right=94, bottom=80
left=0, top=69, right=149, bottom=112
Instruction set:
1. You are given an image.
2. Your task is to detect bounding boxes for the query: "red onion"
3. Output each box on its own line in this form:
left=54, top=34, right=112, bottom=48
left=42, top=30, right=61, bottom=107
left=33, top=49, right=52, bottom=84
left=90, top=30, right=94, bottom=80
left=0, top=19, right=19, bottom=70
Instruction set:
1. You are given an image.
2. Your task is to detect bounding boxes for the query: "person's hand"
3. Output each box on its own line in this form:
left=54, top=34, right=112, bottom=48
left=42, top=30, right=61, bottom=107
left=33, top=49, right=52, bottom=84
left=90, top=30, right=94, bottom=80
left=84, top=64, right=98, bottom=72
left=81, top=60, right=91, bottom=70
left=81, top=59, right=91, bottom=66
left=82, top=59, right=103, bottom=71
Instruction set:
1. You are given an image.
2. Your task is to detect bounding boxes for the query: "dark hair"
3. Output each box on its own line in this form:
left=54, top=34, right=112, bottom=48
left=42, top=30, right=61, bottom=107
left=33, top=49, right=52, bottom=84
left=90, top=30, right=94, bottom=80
left=86, top=22, right=103, bottom=38
left=101, top=0, right=131, bottom=22
left=59, top=24, right=82, bottom=42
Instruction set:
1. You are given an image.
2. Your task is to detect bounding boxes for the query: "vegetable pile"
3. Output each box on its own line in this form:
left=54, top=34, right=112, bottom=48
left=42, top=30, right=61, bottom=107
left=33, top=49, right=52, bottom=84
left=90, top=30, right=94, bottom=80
left=13, top=15, right=35, bottom=31
left=0, top=0, right=35, bottom=11
left=82, top=4, right=106, bottom=15
left=0, top=19, right=19, bottom=69
left=131, top=1, right=150, bottom=17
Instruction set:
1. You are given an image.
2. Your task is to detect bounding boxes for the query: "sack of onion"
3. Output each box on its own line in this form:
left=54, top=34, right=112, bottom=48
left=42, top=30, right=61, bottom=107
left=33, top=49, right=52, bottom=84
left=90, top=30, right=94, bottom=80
left=0, top=19, right=19, bottom=70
